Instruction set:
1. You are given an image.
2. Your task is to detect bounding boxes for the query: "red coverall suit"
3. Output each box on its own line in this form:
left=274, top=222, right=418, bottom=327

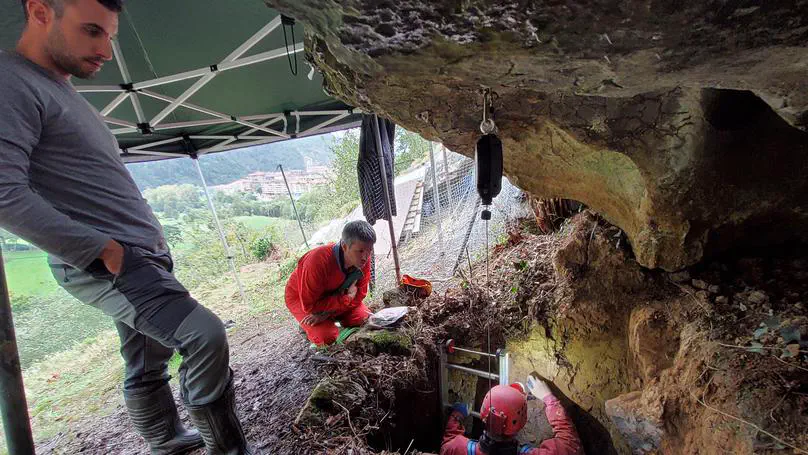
left=441, top=395, right=583, bottom=455
left=285, top=243, right=372, bottom=345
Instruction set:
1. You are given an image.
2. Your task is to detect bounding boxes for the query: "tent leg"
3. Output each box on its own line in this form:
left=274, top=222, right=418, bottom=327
left=429, top=142, right=445, bottom=255
left=371, top=114, right=402, bottom=285
left=0, top=249, right=35, bottom=455
left=277, top=165, right=309, bottom=249
left=191, top=157, right=248, bottom=304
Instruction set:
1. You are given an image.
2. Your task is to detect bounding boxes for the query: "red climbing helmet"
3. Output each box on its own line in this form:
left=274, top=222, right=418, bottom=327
left=479, top=384, right=528, bottom=438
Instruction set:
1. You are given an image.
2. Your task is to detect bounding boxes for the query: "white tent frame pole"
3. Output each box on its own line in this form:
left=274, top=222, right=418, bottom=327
left=111, top=39, right=146, bottom=123
left=216, top=46, right=304, bottom=72
left=150, top=18, right=287, bottom=126
left=123, top=149, right=187, bottom=158
left=290, top=110, right=355, bottom=116
left=305, top=112, right=349, bottom=135
left=142, top=44, right=302, bottom=123
left=129, top=136, right=184, bottom=151
left=139, top=90, right=288, bottom=138
left=101, top=92, right=130, bottom=116
left=104, top=116, right=136, bottom=128
left=192, top=156, right=248, bottom=303
left=75, top=85, right=124, bottom=93
left=210, top=116, right=289, bottom=149
left=112, top=114, right=284, bottom=136
left=429, top=142, right=445, bottom=255
left=189, top=135, right=269, bottom=141
left=132, top=16, right=282, bottom=90
left=200, top=119, right=361, bottom=155
left=201, top=136, right=285, bottom=154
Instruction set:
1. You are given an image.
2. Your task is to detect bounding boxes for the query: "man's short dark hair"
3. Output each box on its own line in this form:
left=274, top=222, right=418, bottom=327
left=341, top=220, right=376, bottom=246
left=21, top=0, right=124, bottom=19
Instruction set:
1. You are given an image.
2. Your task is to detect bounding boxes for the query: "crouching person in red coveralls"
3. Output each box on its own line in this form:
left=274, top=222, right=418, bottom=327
left=285, top=220, right=376, bottom=346
left=441, top=376, right=583, bottom=455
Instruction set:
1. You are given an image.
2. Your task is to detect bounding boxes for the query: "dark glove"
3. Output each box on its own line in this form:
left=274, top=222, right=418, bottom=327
left=451, top=402, right=469, bottom=418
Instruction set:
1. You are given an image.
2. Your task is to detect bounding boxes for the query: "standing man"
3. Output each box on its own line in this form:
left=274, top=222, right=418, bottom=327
left=0, top=1, right=253, bottom=453
left=285, top=221, right=375, bottom=346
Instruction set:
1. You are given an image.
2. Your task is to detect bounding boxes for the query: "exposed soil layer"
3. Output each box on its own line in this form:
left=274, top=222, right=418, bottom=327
left=37, top=214, right=807, bottom=454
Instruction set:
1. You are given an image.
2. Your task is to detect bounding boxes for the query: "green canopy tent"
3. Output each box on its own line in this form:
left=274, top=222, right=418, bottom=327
left=0, top=0, right=361, bottom=161
left=0, top=2, right=364, bottom=453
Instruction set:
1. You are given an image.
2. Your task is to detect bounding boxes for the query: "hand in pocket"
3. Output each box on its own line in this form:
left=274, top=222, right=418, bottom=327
left=99, top=239, right=125, bottom=275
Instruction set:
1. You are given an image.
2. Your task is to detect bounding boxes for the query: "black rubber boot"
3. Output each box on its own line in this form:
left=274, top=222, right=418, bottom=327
left=125, top=383, right=205, bottom=455
left=186, top=378, right=254, bottom=455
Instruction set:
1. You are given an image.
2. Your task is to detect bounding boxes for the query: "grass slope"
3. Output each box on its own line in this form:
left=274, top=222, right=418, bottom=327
left=0, top=260, right=294, bottom=454
left=3, top=249, right=58, bottom=297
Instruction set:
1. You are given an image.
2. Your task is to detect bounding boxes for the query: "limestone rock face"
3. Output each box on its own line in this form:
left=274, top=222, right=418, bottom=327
left=266, top=0, right=808, bottom=270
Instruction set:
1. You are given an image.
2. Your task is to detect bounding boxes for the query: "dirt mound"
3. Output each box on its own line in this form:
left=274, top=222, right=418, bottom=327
left=37, top=213, right=807, bottom=454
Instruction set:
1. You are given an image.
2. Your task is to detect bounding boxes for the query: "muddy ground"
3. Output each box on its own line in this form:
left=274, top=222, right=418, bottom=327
left=35, top=311, right=322, bottom=454
left=36, top=214, right=808, bottom=454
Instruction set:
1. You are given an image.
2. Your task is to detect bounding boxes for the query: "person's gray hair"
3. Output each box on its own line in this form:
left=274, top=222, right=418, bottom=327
left=341, top=220, right=376, bottom=246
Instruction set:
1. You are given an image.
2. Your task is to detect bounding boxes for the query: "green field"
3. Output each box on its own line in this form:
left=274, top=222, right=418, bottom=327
left=2, top=249, right=58, bottom=297
left=232, top=215, right=306, bottom=246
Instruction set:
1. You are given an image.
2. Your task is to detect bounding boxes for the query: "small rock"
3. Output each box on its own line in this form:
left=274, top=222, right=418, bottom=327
left=669, top=271, right=690, bottom=283
left=692, top=279, right=708, bottom=290
left=715, top=296, right=729, bottom=305
left=681, top=285, right=696, bottom=294
left=785, top=344, right=800, bottom=357
left=382, top=289, right=408, bottom=307
left=295, top=377, right=368, bottom=426
left=695, top=290, right=709, bottom=303
left=707, top=285, right=720, bottom=294
left=748, top=290, right=767, bottom=305
left=605, top=391, right=663, bottom=454
left=739, top=302, right=748, bottom=312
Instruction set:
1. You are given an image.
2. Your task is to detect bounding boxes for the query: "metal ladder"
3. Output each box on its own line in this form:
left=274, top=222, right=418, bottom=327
left=438, top=339, right=510, bottom=420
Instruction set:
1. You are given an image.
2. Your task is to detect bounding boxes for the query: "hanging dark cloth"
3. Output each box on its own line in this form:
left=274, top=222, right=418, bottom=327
left=358, top=114, right=396, bottom=225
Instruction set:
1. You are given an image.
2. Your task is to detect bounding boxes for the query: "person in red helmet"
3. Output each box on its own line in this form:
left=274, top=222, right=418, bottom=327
left=441, top=376, right=583, bottom=455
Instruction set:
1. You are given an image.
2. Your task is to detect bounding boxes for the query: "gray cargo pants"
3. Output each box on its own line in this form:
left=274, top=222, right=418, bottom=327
left=50, top=243, right=230, bottom=406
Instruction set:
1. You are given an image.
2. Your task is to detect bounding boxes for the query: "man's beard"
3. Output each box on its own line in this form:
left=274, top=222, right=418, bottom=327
left=45, top=26, right=101, bottom=79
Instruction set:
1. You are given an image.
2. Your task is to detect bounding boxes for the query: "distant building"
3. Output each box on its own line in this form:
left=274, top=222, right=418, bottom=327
left=211, top=157, right=333, bottom=200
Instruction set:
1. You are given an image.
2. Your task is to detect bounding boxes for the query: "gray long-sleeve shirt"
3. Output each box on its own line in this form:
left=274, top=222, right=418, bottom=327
left=0, top=51, right=164, bottom=269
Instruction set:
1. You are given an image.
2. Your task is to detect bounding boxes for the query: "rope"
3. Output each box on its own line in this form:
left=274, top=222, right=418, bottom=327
left=282, top=21, right=299, bottom=76
left=485, top=214, right=493, bottom=434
